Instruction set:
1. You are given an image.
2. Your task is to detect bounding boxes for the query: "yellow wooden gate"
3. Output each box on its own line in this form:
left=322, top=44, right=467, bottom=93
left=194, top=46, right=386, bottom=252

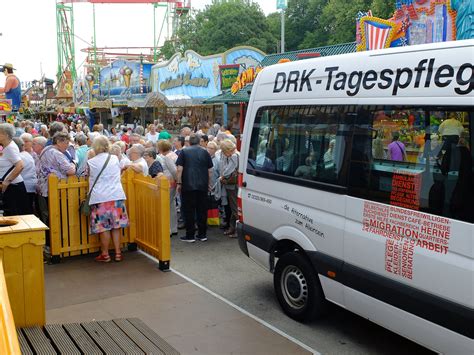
left=48, top=169, right=170, bottom=270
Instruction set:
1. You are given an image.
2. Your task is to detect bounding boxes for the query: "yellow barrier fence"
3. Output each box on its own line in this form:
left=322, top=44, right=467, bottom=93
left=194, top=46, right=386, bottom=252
left=123, top=170, right=171, bottom=271
left=48, top=169, right=171, bottom=270
left=0, top=260, right=21, bottom=355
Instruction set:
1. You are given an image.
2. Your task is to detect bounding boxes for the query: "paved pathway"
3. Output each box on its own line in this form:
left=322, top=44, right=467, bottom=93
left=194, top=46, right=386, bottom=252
left=45, top=252, right=310, bottom=354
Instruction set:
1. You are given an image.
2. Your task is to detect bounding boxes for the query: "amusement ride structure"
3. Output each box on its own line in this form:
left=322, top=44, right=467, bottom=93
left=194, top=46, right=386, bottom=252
left=55, top=0, right=190, bottom=93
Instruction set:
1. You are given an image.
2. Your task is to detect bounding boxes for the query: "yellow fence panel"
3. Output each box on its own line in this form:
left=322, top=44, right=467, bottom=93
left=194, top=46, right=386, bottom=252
left=49, top=174, right=132, bottom=261
left=129, top=172, right=170, bottom=270
left=0, top=260, right=21, bottom=355
left=48, top=169, right=171, bottom=270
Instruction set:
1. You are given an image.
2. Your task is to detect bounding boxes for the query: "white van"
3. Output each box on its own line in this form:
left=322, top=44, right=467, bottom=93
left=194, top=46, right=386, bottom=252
left=236, top=40, right=473, bottom=354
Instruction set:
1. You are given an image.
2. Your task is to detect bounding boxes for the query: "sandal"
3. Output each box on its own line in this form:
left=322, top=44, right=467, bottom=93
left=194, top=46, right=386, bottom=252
left=223, top=229, right=236, bottom=236
left=95, top=254, right=111, bottom=263
left=115, top=253, right=123, bottom=262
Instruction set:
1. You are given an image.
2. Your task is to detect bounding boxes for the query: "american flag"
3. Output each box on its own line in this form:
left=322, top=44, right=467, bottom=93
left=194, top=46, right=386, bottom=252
left=365, top=21, right=392, bottom=50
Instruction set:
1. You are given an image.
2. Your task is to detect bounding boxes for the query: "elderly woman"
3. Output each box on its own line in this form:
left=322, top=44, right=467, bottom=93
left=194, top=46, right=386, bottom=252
left=37, top=132, right=76, bottom=225
left=13, top=137, right=37, bottom=214
left=20, top=133, right=34, bottom=154
left=218, top=139, right=239, bottom=238
left=32, top=136, right=47, bottom=166
left=157, top=139, right=178, bottom=236
left=112, top=141, right=130, bottom=170
left=75, top=133, right=89, bottom=177
left=0, top=124, right=30, bottom=216
left=207, top=141, right=220, bottom=189
left=127, top=144, right=148, bottom=176
left=110, top=144, right=123, bottom=161
left=87, top=136, right=128, bottom=262
left=143, top=148, right=163, bottom=178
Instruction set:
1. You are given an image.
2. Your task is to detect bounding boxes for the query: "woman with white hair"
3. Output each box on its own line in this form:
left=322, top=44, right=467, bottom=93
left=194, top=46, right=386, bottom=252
left=75, top=133, right=89, bottom=177
left=0, top=123, right=30, bottom=215
left=113, top=141, right=130, bottom=169
left=87, top=136, right=128, bottom=262
left=20, top=133, right=34, bottom=154
left=217, top=139, right=239, bottom=238
left=127, top=144, right=148, bottom=176
left=37, top=132, right=76, bottom=224
left=13, top=137, right=37, bottom=214
left=157, top=139, right=178, bottom=236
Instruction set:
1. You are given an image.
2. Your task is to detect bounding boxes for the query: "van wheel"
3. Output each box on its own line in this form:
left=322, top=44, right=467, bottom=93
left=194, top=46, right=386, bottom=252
left=274, top=252, right=325, bottom=322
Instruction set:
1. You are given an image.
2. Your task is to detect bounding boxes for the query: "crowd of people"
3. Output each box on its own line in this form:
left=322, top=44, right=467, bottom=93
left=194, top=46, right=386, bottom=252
left=0, top=118, right=240, bottom=262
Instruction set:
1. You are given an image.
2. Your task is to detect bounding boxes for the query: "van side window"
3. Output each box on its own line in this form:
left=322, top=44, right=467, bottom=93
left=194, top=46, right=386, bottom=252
left=349, top=106, right=474, bottom=223
left=247, top=106, right=351, bottom=187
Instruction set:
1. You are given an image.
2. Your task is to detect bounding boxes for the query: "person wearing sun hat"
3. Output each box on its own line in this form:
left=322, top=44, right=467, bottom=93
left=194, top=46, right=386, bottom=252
left=0, top=63, right=21, bottom=112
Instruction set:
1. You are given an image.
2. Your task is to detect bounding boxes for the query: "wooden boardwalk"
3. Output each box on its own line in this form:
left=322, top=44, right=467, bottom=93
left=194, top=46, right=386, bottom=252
left=18, top=318, right=180, bottom=355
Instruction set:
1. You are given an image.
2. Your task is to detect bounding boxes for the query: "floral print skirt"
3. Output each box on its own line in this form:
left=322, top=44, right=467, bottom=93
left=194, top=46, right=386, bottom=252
left=89, top=200, right=129, bottom=234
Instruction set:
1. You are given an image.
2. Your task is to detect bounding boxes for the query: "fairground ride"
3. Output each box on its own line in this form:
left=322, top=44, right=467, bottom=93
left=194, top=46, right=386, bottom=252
left=56, top=0, right=190, bottom=91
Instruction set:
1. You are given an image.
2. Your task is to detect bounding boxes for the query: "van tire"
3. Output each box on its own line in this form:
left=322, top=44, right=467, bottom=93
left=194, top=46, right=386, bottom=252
left=274, top=252, right=325, bottom=322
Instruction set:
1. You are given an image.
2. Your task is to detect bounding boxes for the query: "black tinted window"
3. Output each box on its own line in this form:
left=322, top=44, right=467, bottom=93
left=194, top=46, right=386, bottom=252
left=247, top=106, right=352, bottom=187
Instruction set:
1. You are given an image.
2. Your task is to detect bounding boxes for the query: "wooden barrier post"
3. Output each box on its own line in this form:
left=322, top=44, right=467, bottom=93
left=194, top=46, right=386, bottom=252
left=0, top=261, right=21, bottom=354
left=48, top=174, right=62, bottom=263
left=125, top=170, right=137, bottom=250
left=158, top=176, right=170, bottom=271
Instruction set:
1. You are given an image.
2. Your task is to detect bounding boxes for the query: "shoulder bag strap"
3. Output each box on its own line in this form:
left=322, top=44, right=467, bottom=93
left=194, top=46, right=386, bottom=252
left=87, top=154, right=111, bottom=197
left=0, top=165, right=15, bottom=182
left=395, top=142, right=405, bottom=154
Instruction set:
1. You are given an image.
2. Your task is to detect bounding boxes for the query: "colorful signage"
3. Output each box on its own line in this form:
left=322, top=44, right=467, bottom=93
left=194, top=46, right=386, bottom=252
left=152, top=51, right=223, bottom=99
left=219, top=64, right=241, bottom=90
left=57, top=71, right=74, bottom=99
left=0, top=99, right=12, bottom=113
left=277, top=0, right=288, bottom=10
left=356, top=0, right=468, bottom=51
left=152, top=47, right=265, bottom=100
left=100, top=60, right=153, bottom=97
left=231, top=66, right=263, bottom=95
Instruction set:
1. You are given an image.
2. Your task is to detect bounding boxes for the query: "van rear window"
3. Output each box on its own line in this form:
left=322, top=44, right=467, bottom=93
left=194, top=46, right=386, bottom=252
left=247, top=105, right=473, bottom=223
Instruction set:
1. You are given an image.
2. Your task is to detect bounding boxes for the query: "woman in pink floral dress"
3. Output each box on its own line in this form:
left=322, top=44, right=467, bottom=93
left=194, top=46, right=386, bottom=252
left=88, top=136, right=129, bottom=262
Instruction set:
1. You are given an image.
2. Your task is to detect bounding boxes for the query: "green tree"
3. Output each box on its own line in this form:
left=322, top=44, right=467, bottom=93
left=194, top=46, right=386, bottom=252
left=321, top=0, right=371, bottom=45
left=370, top=0, right=396, bottom=19
left=173, top=0, right=277, bottom=55
left=266, top=12, right=282, bottom=52
left=159, top=40, right=177, bottom=60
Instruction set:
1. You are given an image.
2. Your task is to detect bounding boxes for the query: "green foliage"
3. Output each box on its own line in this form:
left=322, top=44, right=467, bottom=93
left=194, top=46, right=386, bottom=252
left=170, top=0, right=397, bottom=56
left=322, top=0, right=371, bottom=45
left=370, top=0, right=396, bottom=19
left=172, top=0, right=277, bottom=55
left=159, top=40, right=177, bottom=60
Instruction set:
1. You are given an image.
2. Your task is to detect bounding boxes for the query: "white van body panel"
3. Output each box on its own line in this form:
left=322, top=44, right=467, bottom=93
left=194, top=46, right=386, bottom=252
left=345, top=196, right=473, bottom=308
left=239, top=40, right=474, bottom=354
left=344, top=286, right=473, bottom=355
left=247, top=243, right=271, bottom=271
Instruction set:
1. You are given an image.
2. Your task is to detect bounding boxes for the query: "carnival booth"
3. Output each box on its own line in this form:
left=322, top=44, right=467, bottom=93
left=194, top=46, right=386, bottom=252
left=150, top=46, right=265, bottom=131
left=73, top=59, right=155, bottom=128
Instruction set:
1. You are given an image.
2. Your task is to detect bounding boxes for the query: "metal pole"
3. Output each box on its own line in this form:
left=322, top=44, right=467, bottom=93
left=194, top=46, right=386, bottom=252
left=281, top=9, right=285, bottom=53
left=153, top=4, right=157, bottom=62
left=93, top=3, right=97, bottom=76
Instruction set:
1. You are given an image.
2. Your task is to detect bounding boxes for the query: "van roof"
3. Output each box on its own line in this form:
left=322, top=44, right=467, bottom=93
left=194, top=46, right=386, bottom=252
left=252, top=40, right=474, bottom=105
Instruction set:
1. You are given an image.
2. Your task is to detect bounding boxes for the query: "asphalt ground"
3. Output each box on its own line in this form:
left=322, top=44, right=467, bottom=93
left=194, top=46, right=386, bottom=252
left=169, top=223, right=435, bottom=355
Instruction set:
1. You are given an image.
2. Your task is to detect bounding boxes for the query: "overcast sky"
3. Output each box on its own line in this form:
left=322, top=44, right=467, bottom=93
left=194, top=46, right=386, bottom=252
left=0, top=0, right=278, bottom=87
